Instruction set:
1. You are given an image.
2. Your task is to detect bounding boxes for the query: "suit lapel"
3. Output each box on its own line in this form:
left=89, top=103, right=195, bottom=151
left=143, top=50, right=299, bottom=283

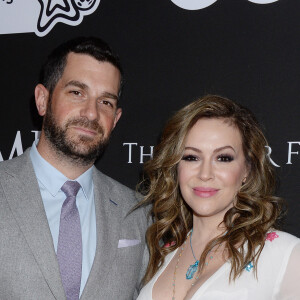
left=80, top=169, right=123, bottom=299
left=2, top=151, right=65, bottom=300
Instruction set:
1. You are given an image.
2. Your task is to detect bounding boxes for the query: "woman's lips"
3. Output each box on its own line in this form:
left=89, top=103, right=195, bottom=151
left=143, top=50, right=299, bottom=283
left=193, top=187, right=219, bottom=198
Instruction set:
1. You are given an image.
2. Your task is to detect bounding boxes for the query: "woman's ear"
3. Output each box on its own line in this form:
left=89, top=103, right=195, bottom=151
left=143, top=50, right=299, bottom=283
left=242, top=163, right=251, bottom=185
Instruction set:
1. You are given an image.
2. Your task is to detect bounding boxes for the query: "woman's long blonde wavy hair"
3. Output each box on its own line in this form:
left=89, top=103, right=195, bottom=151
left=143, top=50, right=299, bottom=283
left=139, top=95, right=284, bottom=284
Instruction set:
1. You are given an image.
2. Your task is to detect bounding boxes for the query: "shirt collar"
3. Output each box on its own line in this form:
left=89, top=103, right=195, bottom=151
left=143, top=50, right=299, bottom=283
left=30, top=141, right=93, bottom=200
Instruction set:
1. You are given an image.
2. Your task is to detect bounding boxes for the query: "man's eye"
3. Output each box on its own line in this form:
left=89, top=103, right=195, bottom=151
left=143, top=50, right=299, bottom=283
left=217, top=155, right=234, bottom=162
left=101, top=100, right=113, bottom=108
left=182, top=155, right=198, bottom=161
left=70, top=91, right=81, bottom=96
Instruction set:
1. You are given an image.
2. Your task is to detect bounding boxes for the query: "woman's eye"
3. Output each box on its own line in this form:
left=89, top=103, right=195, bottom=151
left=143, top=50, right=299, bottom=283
left=182, top=155, right=198, bottom=161
left=217, top=155, right=234, bottom=162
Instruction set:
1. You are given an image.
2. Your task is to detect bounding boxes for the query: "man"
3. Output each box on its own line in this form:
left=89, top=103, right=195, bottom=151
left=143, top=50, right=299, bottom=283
left=0, top=37, right=148, bottom=300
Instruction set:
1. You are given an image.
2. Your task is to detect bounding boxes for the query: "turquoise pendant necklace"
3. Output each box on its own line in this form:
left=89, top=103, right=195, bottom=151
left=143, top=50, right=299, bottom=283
left=186, top=229, right=199, bottom=280
left=172, top=230, right=214, bottom=299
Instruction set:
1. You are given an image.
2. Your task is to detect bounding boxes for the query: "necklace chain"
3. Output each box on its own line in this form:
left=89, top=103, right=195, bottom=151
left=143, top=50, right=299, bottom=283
left=171, top=229, right=214, bottom=300
left=190, top=229, right=197, bottom=261
left=171, top=232, right=189, bottom=300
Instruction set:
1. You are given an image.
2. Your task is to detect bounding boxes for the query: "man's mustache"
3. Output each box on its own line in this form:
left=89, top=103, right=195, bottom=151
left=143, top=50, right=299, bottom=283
left=65, top=118, right=103, bottom=134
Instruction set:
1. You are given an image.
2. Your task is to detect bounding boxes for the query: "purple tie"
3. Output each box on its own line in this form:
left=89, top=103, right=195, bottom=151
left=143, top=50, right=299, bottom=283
left=57, top=181, right=82, bottom=300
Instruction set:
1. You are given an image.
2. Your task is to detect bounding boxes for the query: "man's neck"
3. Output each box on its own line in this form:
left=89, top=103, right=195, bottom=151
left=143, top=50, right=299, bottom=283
left=36, top=136, right=94, bottom=180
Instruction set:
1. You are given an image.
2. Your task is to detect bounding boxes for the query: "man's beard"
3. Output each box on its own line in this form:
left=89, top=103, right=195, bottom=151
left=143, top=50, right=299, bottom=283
left=43, top=103, right=109, bottom=166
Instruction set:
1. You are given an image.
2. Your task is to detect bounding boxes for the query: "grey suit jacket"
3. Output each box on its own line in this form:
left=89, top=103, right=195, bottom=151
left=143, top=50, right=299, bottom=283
left=0, top=149, right=149, bottom=300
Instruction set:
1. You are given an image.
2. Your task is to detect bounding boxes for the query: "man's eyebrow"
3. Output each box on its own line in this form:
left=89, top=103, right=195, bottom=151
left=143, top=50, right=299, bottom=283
left=65, top=80, right=88, bottom=90
left=64, top=81, right=119, bottom=101
left=102, top=92, right=119, bottom=102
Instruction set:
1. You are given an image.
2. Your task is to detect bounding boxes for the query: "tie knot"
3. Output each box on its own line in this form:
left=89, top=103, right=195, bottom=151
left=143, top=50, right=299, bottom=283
left=61, top=181, right=81, bottom=198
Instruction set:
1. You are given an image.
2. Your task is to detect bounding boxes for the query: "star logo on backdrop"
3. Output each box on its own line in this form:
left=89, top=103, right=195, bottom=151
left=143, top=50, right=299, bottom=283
left=36, top=0, right=100, bottom=36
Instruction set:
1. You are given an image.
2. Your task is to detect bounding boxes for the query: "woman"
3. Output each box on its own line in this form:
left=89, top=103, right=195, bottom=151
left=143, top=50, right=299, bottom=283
left=137, top=95, right=300, bottom=300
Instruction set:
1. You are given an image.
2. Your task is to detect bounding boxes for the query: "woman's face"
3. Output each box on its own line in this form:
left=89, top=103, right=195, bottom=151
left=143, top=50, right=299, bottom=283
left=177, top=118, right=248, bottom=220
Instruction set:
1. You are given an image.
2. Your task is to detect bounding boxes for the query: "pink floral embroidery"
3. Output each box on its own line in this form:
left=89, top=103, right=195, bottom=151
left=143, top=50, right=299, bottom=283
left=163, top=241, right=176, bottom=248
left=266, top=232, right=279, bottom=242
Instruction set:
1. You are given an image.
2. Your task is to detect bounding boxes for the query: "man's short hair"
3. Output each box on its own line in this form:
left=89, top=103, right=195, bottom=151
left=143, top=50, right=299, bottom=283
left=40, top=36, right=123, bottom=98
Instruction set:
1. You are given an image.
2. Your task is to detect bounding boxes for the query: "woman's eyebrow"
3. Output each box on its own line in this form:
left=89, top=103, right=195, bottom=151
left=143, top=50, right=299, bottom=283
left=184, top=145, right=236, bottom=154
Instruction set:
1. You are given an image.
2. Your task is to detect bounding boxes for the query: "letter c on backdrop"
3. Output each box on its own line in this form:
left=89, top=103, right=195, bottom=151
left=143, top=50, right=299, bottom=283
left=170, top=0, right=218, bottom=10
left=170, top=0, right=279, bottom=10
left=248, top=0, right=279, bottom=3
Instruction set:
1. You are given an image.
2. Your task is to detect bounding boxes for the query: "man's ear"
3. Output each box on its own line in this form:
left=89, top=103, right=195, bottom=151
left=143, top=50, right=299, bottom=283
left=113, top=107, right=122, bottom=129
left=35, top=84, right=49, bottom=116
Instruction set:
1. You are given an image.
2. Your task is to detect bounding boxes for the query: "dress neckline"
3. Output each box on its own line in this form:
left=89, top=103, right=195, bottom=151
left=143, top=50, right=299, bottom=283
left=151, top=248, right=230, bottom=300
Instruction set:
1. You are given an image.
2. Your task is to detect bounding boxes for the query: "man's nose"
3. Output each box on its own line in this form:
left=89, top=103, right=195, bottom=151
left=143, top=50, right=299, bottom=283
left=80, top=99, right=98, bottom=121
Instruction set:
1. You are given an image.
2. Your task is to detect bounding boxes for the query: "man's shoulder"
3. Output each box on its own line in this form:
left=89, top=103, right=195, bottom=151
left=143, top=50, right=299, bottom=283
left=92, top=168, right=149, bottom=220
left=92, top=168, right=141, bottom=203
left=0, top=149, right=31, bottom=176
left=93, top=168, right=134, bottom=193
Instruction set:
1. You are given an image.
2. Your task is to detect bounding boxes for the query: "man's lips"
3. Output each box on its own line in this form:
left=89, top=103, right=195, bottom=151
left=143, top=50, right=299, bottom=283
left=71, top=126, right=98, bottom=136
left=193, top=187, right=219, bottom=198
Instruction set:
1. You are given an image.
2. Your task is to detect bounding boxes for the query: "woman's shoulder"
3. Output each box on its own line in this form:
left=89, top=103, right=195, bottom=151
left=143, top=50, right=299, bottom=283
left=259, top=230, right=300, bottom=266
left=264, top=230, right=300, bottom=249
